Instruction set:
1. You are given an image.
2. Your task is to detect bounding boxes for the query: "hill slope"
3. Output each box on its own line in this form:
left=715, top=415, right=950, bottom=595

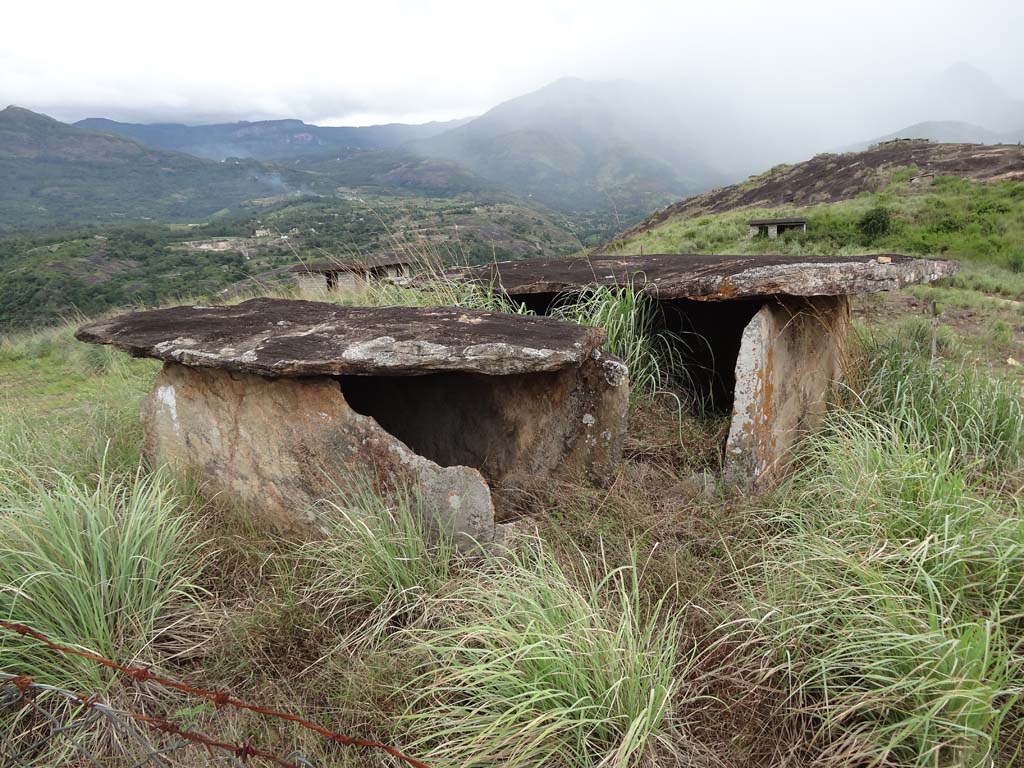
left=604, top=141, right=1024, bottom=275
left=0, top=107, right=510, bottom=231
left=75, top=116, right=472, bottom=161
left=408, top=78, right=728, bottom=222
left=610, top=140, right=1024, bottom=247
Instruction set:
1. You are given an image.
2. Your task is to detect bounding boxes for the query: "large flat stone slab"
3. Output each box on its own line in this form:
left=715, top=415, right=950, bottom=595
left=453, top=253, right=958, bottom=301
left=75, top=297, right=606, bottom=377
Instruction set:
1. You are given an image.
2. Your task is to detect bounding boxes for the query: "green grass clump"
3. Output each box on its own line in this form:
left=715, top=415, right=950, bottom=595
left=0, top=321, right=126, bottom=375
left=849, top=328, right=1024, bottom=475
left=400, top=543, right=688, bottom=768
left=301, top=477, right=459, bottom=631
left=552, top=281, right=686, bottom=399
left=0, top=323, right=155, bottom=478
left=737, top=332, right=1024, bottom=767
left=0, top=467, right=204, bottom=691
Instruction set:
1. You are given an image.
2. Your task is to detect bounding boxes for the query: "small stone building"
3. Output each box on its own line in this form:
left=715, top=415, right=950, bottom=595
left=748, top=217, right=808, bottom=239
left=291, top=253, right=414, bottom=293
left=451, top=252, right=958, bottom=487
left=75, top=300, right=629, bottom=548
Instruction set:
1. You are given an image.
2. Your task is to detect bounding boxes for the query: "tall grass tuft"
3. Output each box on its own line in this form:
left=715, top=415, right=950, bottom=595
left=845, top=325, right=1024, bottom=475
left=400, top=542, right=688, bottom=768
left=300, top=476, right=459, bottom=634
left=0, top=467, right=204, bottom=691
left=738, top=330, right=1024, bottom=767
left=552, top=281, right=687, bottom=399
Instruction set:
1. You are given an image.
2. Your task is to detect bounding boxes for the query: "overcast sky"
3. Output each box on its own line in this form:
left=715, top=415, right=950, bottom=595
left=2, top=0, right=1022, bottom=127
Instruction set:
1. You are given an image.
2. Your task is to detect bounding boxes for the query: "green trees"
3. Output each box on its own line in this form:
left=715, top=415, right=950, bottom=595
left=858, top=205, right=894, bottom=241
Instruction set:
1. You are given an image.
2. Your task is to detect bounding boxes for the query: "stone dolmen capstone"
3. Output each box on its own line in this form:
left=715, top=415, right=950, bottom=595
left=452, top=253, right=959, bottom=486
left=76, top=298, right=629, bottom=547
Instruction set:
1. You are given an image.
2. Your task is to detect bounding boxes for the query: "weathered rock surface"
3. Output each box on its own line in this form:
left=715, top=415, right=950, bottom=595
left=453, top=253, right=958, bottom=301
left=78, top=299, right=630, bottom=542
left=142, top=364, right=498, bottom=547
left=75, top=297, right=606, bottom=377
left=724, top=296, right=850, bottom=486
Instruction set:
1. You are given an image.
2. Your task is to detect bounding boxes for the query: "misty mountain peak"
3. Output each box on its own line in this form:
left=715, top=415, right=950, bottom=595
left=940, top=62, right=1006, bottom=97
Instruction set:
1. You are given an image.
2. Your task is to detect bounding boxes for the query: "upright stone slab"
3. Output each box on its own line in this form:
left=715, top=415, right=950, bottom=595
left=77, top=299, right=630, bottom=546
left=143, top=364, right=496, bottom=542
left=723, top=296, right=850, bottom=486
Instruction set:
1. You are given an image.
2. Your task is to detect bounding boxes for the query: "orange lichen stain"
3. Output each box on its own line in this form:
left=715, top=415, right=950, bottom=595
left=692, top=277, right=738, bottom=301
left=750, top=344, right=776, bottom=456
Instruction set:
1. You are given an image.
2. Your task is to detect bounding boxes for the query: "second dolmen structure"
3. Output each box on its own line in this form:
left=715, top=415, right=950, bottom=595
left=291, top=253, right=414, bottom=293
left=747, top=216, right=808, bottom=238
left=452, top=253, right=958, bottom=486
left=76, top=298, right=629, bottom=547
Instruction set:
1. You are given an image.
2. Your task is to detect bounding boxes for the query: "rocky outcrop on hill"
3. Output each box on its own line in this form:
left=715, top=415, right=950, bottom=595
left=610, top=141, right=1024, bottom=245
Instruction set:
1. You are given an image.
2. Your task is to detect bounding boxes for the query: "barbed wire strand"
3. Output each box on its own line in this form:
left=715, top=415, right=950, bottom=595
left=0, top=620, right=431, bottom=768
left=2, top=673, right=276, bottom=767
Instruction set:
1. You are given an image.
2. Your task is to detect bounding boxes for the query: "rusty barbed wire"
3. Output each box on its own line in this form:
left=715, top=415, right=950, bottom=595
left=0, top=620, right=431, bottom=768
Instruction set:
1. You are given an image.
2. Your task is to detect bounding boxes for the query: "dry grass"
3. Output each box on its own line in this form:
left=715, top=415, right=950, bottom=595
left=2, top=273, right=1023, bottom=767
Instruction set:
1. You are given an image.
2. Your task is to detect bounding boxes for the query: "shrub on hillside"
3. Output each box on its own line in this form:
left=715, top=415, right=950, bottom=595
left=857, top=205, right=893, bottom=242
left=1005, top=248, right=1024, bottom=274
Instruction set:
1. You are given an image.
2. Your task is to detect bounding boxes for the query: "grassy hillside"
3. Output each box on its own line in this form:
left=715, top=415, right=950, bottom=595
left=0, top=196, right=581, bottom=330
left=1, top=269, right=1022, bottom=767
left=611, top=141, right=1024, bottom=246
left=3, top=136, right=1024, bottom=766
left=609, top=173, right=1024, bottom=271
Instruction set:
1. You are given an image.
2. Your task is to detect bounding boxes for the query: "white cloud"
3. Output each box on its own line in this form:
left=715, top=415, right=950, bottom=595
left=2, top=0, right=1021, bottom=125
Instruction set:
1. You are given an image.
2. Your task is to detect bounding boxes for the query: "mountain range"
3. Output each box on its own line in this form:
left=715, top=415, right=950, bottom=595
left=0, top=106, right=506, bottom=232
left=74, top=116, right=471, bottom=161
left=72, top=78, right=729, bottom=220
left=3, top=64, right=1024, bottom=236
